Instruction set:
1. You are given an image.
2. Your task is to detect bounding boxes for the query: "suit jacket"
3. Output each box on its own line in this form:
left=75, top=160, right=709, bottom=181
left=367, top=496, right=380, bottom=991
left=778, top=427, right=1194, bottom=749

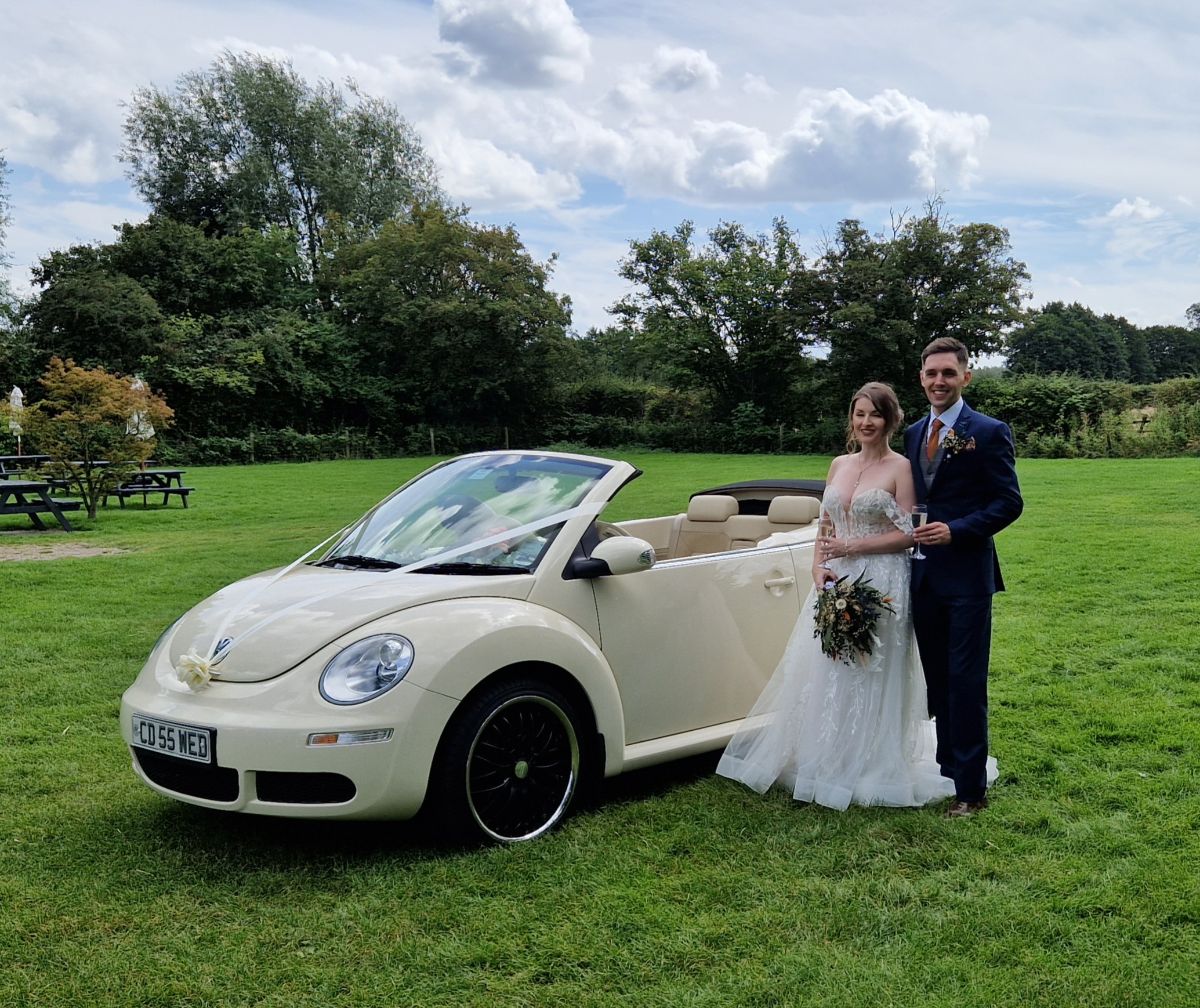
left=905, top=402, right=1023, bottom=596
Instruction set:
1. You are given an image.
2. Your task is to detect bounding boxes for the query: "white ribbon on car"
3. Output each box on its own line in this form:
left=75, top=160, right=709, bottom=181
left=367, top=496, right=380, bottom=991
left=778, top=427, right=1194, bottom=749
left=174, top=500, right=608, bottom=688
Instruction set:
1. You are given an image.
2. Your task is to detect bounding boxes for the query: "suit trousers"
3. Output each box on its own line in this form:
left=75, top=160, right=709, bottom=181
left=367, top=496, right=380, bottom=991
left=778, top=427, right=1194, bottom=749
left=911, top=586, right=992, bottom=803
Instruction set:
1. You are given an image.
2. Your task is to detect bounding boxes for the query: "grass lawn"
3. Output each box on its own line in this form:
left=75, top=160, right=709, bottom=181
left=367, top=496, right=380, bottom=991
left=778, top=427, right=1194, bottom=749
left=1, top=453, right=1197, bottom=1007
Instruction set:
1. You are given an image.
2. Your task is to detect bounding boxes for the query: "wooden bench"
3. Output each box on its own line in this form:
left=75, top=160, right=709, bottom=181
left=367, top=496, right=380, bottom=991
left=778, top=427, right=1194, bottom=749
left=110, top=486, right=194, bottom=508
left=0, top=480, right=79, bottom=531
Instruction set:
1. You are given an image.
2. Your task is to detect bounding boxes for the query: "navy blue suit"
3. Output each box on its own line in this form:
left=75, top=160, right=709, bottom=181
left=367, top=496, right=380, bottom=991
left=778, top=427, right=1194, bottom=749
left=905, top=402, right=1023, bottom=802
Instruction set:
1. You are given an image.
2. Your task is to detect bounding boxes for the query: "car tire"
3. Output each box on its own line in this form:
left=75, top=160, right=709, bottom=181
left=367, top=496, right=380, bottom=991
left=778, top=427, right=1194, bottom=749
left=429, top=678, right=586, bottom=843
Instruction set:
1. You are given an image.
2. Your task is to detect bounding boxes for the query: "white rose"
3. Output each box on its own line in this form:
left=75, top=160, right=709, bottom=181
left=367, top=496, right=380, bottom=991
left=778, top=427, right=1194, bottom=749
left=175, top=653, right=214, bottom=691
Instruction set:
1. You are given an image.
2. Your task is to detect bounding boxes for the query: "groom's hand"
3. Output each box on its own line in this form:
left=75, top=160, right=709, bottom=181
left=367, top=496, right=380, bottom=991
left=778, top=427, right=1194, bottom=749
left=913, top=521, right=952, bottom=546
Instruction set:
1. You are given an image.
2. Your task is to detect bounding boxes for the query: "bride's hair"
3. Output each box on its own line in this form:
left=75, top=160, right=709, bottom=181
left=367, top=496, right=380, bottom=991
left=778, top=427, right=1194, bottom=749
left=846, top=382, right=904, bottom=451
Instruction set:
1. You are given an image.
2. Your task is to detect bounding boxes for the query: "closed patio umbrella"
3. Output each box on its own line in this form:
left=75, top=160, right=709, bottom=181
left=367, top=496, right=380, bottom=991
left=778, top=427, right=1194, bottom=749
left=126, top=378, right=154, bottom=469
left=8, top=386, right=22, bottom=455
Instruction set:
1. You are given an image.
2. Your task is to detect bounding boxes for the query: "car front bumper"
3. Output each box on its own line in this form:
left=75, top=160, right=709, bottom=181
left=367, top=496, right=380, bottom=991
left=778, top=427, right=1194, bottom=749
left=120, top=664, right=459, bottom=821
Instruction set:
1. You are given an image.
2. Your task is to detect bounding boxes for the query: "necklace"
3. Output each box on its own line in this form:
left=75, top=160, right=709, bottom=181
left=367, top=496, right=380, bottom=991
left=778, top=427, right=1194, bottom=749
left=852, top=453, right=887, bottom=490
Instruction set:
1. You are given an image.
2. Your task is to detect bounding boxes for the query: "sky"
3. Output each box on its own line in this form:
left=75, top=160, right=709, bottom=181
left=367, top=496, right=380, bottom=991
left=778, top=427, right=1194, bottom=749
left=2, top=0, right=1198, bottom=338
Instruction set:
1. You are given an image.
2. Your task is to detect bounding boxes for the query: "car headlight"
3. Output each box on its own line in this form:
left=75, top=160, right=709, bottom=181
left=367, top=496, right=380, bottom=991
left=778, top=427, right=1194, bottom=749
left=319, top=635, right=414, bottom=705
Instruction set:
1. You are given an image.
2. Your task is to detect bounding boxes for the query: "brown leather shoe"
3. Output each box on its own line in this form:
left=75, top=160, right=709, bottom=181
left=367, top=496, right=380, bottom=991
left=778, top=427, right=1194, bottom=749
left=945, top=797, right=989, bottom=818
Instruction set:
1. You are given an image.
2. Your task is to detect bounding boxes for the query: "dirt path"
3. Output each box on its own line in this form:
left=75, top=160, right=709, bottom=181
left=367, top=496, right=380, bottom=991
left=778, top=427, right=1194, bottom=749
left=0, top=540, right=127, bottom=562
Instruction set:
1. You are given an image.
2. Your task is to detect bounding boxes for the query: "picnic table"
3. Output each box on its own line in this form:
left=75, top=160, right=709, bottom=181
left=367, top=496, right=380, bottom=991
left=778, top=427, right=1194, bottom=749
left=0, top=455, right=51, bottom=478
left=0, top=479, right=80, bottom=531
left=106, top=468, right=193, bottom=508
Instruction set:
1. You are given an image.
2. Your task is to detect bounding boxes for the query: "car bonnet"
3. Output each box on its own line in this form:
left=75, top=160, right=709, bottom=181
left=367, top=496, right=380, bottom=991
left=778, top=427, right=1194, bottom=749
left=164, top=564, right=534, bottom=683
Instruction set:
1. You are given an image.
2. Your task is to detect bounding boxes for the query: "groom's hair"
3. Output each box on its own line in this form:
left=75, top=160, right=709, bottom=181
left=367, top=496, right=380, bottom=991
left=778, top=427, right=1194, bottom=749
left=921, top=336, right=970, bottom=367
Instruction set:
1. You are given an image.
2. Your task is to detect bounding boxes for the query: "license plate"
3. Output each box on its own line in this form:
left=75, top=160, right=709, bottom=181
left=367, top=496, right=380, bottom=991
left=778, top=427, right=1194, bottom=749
left=131, top=714, right=213, bottom=764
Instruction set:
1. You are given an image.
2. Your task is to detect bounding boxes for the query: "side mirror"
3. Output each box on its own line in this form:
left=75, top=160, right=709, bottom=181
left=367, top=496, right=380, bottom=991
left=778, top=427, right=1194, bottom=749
left=587, top=536, right=656, bottom=577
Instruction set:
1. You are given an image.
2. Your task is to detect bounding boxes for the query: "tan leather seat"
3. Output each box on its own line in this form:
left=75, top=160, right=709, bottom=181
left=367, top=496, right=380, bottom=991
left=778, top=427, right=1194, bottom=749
left=765, top=495, right=820, bottom=534
left=727, top=495, right=823, bottom=548
left=725, top=514, right=771, bottom=549
left=672, top=495, right=739, bottom=558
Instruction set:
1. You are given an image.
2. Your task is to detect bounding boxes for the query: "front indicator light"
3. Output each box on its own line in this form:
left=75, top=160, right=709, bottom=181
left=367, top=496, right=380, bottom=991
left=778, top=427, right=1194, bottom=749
left=307, top=729, right=394, bottom=747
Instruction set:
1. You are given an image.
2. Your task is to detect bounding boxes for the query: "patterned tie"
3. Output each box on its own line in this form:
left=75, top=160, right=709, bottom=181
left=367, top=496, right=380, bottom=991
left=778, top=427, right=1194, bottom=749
left=926, top=417, right=944, bottom=461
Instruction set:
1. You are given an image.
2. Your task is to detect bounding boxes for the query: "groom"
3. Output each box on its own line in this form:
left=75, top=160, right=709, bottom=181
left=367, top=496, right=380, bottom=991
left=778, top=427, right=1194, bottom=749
left=907, top=337, right=1023, bottom=818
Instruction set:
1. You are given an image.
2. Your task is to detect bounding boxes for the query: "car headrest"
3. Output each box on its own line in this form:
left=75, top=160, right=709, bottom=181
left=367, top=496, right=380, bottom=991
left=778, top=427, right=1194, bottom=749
left=686, top=495, right=739, bottom=522
left=767, top=495, right=820, bottom=524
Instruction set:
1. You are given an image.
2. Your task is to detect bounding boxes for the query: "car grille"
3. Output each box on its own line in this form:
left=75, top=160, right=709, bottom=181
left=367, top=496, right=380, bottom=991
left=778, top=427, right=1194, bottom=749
left=134, top=748, right=239, bottom=802
left=255, top=771, right=356, bottom=804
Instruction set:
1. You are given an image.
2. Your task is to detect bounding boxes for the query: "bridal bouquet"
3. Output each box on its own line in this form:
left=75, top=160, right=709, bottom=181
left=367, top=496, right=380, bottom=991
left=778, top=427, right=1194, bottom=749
left=813, top=574, right=895, bottom=665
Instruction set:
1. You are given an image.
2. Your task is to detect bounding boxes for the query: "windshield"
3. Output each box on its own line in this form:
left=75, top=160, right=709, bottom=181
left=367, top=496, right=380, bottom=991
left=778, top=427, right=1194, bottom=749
left=320, top=454, right=611, bottom=574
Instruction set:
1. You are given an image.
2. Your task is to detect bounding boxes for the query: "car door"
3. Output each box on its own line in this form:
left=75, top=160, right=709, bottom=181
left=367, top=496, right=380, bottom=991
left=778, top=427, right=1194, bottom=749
left=593, top=544, right=809, bottom=744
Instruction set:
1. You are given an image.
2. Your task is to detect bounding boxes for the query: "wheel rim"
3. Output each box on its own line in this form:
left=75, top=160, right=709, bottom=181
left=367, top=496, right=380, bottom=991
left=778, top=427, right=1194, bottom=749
left=465, top=694, right=580, bottom=842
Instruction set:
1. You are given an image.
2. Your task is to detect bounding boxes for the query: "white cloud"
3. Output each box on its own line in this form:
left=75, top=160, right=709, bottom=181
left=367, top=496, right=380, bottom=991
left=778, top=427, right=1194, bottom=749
left=774, top=89, right=988, bottom=200
left=649, top=45, right=720, bottom=92
left=428, top=132, right=581, bottom=211
left=741, top=73, right=775, bottom=98
left=589, top=87, right=988, bottom=204
left=685, top=121, right=773, bottom=193
left=435, top=0, right=591, bottom=87
left=0, top=57, right=128, bottom=185
left=1034, top=269, right=1196, bottom=328
left=1106, top=196, right=1164, bottom=221
left=1075, top=196, right=1198, bottom=264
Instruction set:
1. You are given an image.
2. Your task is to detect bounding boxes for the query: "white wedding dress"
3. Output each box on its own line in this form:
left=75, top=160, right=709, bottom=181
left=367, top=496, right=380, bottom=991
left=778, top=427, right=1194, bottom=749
left=717, top=487, right=996, bottom=810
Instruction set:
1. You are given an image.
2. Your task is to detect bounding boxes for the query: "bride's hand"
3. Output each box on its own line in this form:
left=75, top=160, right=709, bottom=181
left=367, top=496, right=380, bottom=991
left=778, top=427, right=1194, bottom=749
left=823, top=535, right=855, bottom=560
left=815, top=533, right=831, bottom=561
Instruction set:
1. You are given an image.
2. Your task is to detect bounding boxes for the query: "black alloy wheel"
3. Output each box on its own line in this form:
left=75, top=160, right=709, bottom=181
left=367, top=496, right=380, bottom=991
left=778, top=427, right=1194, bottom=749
left=434, top=679, right=584, bottom=843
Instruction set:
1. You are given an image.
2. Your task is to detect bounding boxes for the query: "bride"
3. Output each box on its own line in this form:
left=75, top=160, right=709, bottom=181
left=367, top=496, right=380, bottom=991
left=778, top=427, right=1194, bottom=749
left=717, top=382, right=993, bottom=809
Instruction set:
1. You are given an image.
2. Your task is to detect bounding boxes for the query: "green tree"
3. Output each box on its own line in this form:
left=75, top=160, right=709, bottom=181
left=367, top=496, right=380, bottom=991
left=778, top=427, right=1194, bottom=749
left=610, top=218, right=820, bottom=421
left=818, top=199, right=1029, bottom=414
left=103, top=216, right=304, bottom=318
left=24, top=262, right=166, bottom=374
left=325, top=204, right=573, bottom=432
left=21, top=216, right=337, bottom=437
left=573, top=324, right=670, bottom=385
left=120, top=51, right=443, bottom=277
left=23, top=357, right=174, bottom=518
left=1143, top=324, right=1200, bottom=379
left=1007, top=302, right=1107, bottom=377
left=1105, top=314, right=1154, bottom=383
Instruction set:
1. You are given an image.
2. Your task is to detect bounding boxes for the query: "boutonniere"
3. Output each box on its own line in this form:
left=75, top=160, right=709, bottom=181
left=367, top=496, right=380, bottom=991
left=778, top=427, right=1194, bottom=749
left=941, top=429, right=976, bottom=456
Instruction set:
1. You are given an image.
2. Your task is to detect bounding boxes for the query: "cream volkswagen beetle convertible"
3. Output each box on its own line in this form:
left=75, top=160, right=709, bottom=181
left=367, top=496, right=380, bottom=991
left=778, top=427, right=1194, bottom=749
left=121, top=451, right=822, bottom=842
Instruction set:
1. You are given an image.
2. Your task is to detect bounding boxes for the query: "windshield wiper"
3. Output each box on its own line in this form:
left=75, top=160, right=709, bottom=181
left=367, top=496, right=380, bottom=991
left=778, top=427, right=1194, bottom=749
left=413, top=561, right=530, bottom=576
left=314, top=554, right=402, bottom=570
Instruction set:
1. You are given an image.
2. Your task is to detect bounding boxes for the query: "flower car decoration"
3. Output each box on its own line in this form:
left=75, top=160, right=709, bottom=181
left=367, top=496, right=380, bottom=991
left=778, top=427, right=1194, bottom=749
left=122, top=453, right=824, bottom=842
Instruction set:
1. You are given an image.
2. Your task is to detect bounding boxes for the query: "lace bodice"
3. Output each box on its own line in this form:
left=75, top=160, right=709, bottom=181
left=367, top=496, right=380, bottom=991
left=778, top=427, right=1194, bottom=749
left=822, top=486, right=912, bottom=539
left=820, top=487, right=912, bottom=629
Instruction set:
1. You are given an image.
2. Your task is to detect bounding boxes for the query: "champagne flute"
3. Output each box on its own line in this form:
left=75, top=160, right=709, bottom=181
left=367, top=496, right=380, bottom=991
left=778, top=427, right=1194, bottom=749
left=816, top=513, right=834, bottom=574
left=911, top=505, right=928, bottom=560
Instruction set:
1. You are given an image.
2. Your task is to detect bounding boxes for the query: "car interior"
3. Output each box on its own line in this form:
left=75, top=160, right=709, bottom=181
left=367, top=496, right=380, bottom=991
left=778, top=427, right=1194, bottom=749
left=607, top=492, right=821, bottom=561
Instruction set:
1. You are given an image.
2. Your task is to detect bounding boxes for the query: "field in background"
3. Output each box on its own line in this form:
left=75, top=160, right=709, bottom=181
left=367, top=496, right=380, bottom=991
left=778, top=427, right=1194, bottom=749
left=2, top=454, right=1197, bottom=1007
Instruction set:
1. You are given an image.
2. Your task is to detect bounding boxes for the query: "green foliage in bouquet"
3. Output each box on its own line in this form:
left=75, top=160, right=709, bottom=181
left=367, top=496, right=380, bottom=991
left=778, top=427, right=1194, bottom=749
left=813, top=573, right=895, bottom=665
